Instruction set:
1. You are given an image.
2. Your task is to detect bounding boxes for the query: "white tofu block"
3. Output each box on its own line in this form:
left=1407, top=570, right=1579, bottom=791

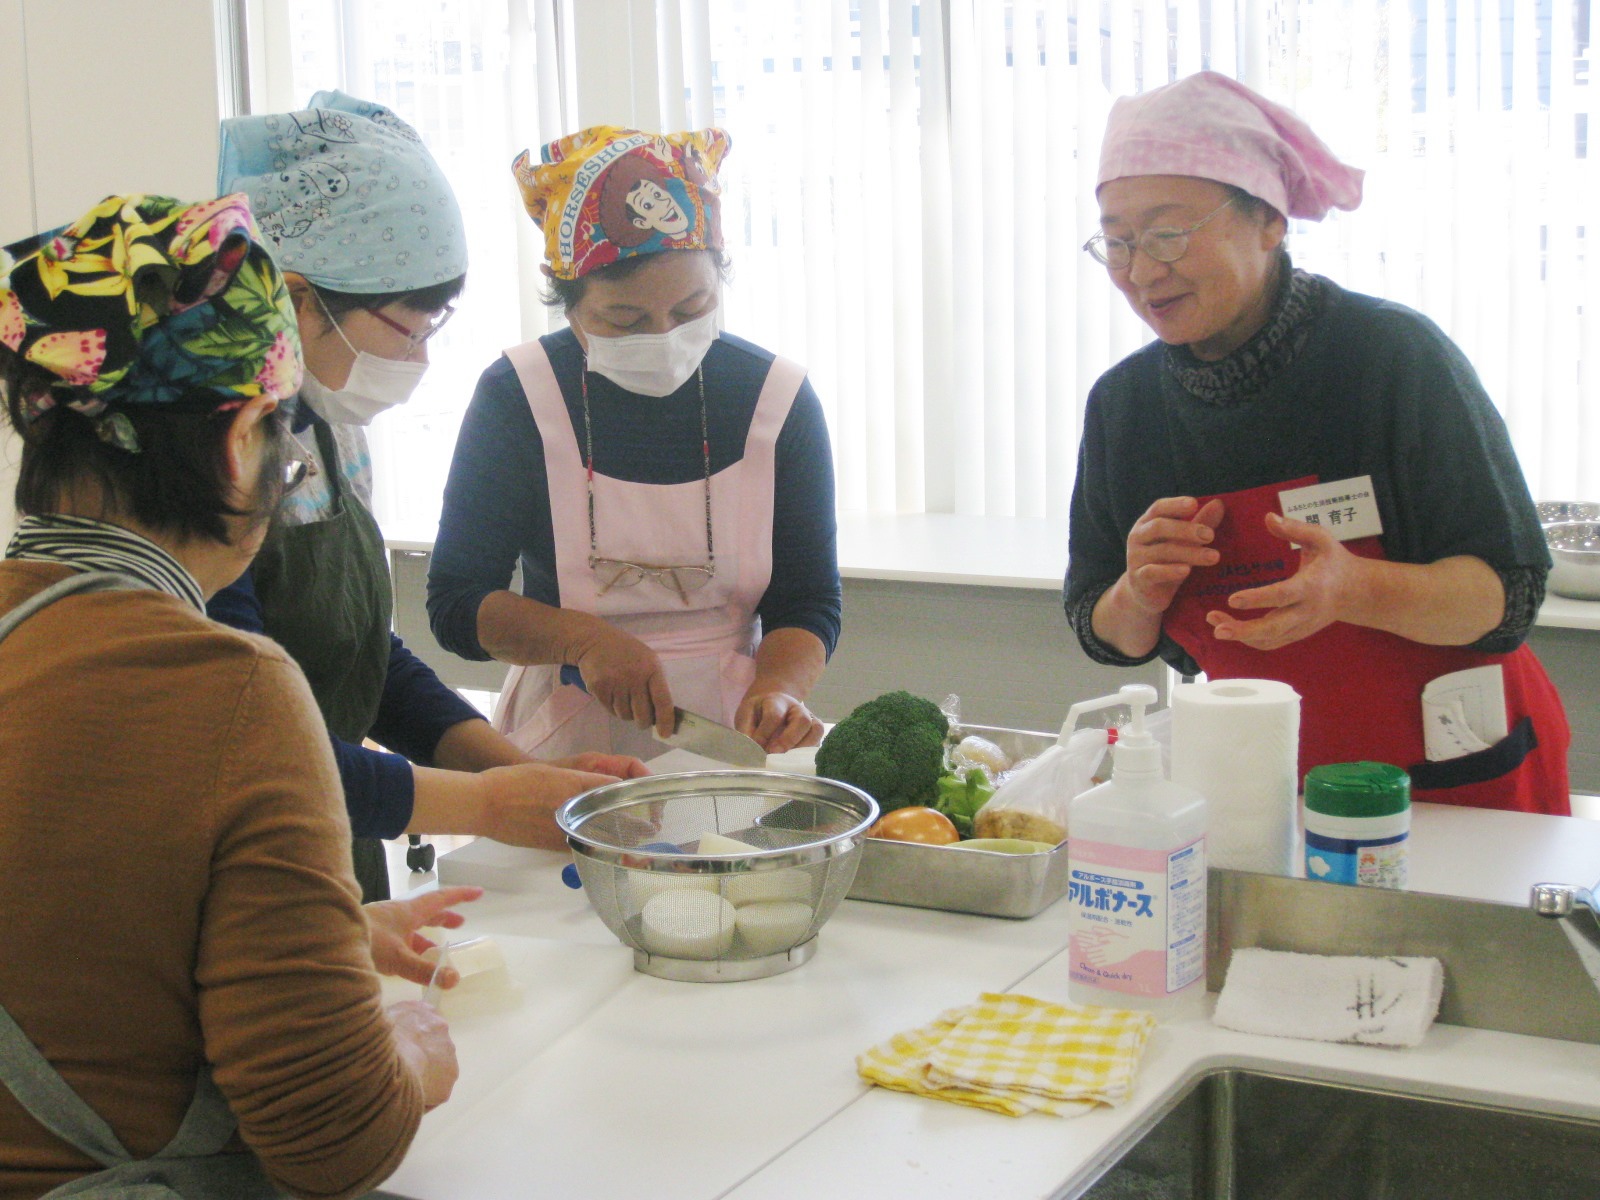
left=692, top=831, right=812, bottom=907
left=695, top=831, right=759, bottom=854
left=421, top=936, right=518, bottom=1015
left=727, top=867, right=812, bottom=907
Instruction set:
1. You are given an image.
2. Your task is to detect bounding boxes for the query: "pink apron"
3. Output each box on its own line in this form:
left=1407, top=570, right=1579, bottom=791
left=491, top=340, right=804, bottom=760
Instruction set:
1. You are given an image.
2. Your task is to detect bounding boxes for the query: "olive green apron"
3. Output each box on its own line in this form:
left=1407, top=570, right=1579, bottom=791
left=251, top=417, right=394, bottom=901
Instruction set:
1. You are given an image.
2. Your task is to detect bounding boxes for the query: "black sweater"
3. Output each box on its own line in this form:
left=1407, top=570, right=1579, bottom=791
left=1065, top=276, right=1550, bottom=676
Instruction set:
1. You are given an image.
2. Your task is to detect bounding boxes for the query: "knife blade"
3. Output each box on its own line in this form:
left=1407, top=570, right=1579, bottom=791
left=658, top=707, right=767, bottom=767
left=422, top=940, right=456, bottom=1009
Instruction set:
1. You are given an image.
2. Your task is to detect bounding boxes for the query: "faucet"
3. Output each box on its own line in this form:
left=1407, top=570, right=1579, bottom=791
left=1531, top=881, right=1600, bottom=996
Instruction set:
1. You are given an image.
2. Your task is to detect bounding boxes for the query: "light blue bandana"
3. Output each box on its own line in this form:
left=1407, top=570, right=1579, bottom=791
left=218, top=90, right=467, bottom=294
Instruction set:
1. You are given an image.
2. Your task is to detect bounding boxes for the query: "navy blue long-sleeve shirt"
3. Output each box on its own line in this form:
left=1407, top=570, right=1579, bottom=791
left=427, top=329, right=842, bottom=663
left=209, top=559, right=482, bottom=839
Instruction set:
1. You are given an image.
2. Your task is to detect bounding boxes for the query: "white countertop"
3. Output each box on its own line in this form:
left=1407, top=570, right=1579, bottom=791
left=1408, top=803, right=1600, bottom=903
left=378, top=796, right=1600, bottom=1199
left=383, top=512, right=1600, bottom=629
left=1536, top=593, right=1600, bottom=631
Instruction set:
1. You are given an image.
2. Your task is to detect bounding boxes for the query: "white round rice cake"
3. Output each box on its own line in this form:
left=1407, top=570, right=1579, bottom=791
left=735, top=901, right=815, bottom=955
left=640, top=890, right=737, bottom=959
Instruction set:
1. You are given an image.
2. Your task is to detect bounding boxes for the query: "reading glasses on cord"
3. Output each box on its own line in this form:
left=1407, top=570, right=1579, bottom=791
left=590, top=558, right=715, bottom=605
left=582, top=366, right=716, bottom=607
left=1082, top=196, right=1237, bottom=270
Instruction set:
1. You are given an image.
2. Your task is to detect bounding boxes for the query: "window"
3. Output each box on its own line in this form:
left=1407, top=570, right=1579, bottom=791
left=258, top=0, right=1597, bottom=534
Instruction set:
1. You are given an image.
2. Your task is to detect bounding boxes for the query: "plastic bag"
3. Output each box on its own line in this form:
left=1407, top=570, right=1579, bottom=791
left=948, top=732, right=1011, bottom=780
left=971, top=726, right=1110, bottom=845
left=932, top=694, right=1006, bottom=835
left=939, top=693, right=1021, bottom=781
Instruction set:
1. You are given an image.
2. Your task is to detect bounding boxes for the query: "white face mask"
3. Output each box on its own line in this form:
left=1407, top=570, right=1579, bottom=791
left=296, top=359, right=423, bottom=426
left=303, top=294, right=430, bottom=425
left=579, top=307, right=719, bottom=398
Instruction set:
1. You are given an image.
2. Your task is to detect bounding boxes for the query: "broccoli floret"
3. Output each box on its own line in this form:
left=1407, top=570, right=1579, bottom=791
left=934, top=767, right=996, bottom=838
left=815, top=690, right=950, bottom=812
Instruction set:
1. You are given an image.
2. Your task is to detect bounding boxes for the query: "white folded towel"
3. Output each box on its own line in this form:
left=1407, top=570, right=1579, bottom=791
left=1212, top=948, right=1445, bottom=1048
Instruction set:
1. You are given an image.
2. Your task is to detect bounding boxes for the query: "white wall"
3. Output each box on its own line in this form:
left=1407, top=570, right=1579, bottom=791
left=0, top=0, right=225, bottom=541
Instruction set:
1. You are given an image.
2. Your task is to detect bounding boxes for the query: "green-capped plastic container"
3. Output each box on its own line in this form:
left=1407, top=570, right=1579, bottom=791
left=1303, top=762, right=1410, bottom=888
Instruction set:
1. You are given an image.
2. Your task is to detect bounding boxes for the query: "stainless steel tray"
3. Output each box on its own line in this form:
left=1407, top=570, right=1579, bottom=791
left=845, top=724, right=1069, bottom=919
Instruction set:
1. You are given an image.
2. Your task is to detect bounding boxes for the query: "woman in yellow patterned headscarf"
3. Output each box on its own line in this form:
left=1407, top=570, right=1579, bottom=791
left=428, top=126, right=843, bottom=765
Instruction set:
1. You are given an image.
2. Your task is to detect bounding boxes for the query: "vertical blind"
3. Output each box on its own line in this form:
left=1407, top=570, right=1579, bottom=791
left=269, top=0, right=572, bottom=534
left=268, top=0, right=1596, bottom=531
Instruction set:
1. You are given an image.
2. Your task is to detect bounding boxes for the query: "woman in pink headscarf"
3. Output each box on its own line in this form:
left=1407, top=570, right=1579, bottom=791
left=1065, top=72, right=1569, bottom=814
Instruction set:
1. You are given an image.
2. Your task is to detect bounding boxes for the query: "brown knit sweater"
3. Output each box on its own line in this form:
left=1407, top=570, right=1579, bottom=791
left=0, top=562, right=423, bottom=1199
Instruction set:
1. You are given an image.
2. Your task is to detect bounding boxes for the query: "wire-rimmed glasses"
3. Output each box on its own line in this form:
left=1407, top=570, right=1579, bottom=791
left=364, top=302, right=456, bottom=355
left=1082, top=197, right=1237, bottom=270
left=588, top=558, right=716, bottom=604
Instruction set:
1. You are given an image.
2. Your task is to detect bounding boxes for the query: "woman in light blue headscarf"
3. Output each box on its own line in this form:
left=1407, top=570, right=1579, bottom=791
left=212, top=92, right=645, bottom=901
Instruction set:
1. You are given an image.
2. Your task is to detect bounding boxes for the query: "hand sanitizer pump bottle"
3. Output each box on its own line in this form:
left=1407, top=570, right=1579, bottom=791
left=1066, top=684, right=1208, bottom=1018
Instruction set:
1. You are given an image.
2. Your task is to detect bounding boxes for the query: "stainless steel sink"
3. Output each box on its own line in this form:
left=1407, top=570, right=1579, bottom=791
left=1069, top=1069, right=1600, bottom=1199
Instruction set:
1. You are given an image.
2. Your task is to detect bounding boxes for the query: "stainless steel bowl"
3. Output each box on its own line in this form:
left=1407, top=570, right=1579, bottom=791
left=1537, top=501, right=1600, bottom=527
left=1545, top=520, right=1600, bottom=601
left=556, top=770, right=877, bottom=981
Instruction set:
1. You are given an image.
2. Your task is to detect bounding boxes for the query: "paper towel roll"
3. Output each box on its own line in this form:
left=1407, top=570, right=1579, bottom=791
left=1171, top=679, right=1301, bottom=874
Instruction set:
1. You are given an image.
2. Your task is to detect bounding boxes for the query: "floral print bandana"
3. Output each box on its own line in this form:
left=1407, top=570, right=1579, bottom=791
left=514, top=125, right=730, bottom=281
left=0, top=193, right=301, bottom=452
left=219, top=90, right=468, bottom=294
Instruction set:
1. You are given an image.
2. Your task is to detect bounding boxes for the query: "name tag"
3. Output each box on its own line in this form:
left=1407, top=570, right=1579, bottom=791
left=1277, top=475, right=1384, bottom=541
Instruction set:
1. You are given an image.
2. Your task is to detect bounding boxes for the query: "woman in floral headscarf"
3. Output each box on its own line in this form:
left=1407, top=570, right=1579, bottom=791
left=0, top=195, right=461, bottom=1196
left=1066, top=72, right=1568, bottom=813
left=427, top=127, right=841, bottom=761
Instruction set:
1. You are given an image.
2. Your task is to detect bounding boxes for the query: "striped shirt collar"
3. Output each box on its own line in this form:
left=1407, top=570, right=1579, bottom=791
left=5, top=515, right=207, bottom=612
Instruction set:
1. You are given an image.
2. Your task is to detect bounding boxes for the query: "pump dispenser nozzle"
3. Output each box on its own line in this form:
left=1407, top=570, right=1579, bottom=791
left=1060, top=683, right=1159, bottom=745
left=1059, top=683, right=1163, bottom=775
left=1109, top=684, right=1164, bottom=778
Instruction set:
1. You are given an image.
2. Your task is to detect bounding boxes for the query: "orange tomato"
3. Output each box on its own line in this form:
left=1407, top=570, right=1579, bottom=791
left=869, top=807, right=960, bottom=845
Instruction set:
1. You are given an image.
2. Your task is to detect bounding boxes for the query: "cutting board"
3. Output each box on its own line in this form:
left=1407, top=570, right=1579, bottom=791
left=381, top=931, right=635, bottom=1143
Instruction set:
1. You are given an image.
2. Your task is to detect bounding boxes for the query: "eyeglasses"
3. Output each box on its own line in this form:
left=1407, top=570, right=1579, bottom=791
left=1082, top=197, right=1237, bottom=270
left=281, top=429, right=319, bottom=497
left=581, top=364, right=715, bottom=607
left=363, top=302, right=456, bottom=355
left=590, top=559, right=715, bottom=603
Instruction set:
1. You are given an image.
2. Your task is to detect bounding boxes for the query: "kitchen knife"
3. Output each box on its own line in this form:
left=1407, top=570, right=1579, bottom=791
left=658, top=707, right=768, bottom=767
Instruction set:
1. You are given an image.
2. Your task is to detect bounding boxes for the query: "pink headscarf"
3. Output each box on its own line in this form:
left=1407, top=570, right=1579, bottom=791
left=1098, top=72, right=1364, bottom=221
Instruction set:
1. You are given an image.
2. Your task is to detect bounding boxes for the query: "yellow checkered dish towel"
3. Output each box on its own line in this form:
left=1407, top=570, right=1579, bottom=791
left=856, top=993, right=1158, bottom=1117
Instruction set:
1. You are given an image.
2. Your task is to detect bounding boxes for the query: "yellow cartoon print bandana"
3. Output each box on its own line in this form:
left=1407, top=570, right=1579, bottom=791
left=513, top=126, right=730, bottom=280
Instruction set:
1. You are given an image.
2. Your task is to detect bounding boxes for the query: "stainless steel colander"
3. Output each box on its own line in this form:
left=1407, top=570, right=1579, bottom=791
left=556, top=770, right=878, bottom=982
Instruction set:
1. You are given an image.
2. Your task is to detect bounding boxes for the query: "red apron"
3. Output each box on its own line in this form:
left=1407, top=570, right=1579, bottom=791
left=1162, top=477, right=1570, bottom=814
